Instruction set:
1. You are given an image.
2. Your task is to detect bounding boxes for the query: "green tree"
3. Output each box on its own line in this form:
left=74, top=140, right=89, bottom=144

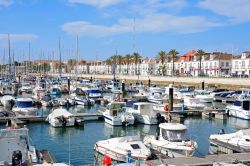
left=132, top=52, right=142, bottom=75
left=157, top=51, right=166, bottom=75
left=125, top=54, right=131, bottom=74
left=196, top=49, right=206, bottom=76
left=168, top=49, right=179, bottom=76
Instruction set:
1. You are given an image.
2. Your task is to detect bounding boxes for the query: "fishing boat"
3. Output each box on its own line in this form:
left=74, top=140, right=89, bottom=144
left=0, top=127, right=39, bottom=165
left=12, top=98, right=38, bottom=116
left=126, top=102, right=158, bottom=125
left=94, top=136, right=151, bottom=162
left=0, top=95, right=15, bottom=107
left=46, top=108, right=76, bottom=127
left=209, top=129, right=250, bottom=153
left=226, top=99, right=250, bottom=120
left=103, top=102, right=134, bottom=126
left=143, top=123, right=197, bottom=158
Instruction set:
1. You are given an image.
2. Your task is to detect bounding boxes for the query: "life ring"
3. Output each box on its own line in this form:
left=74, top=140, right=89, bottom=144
left=164, top=105, right=169, bottom=112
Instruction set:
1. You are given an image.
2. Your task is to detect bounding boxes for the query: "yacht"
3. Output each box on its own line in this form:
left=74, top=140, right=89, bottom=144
left=33, top=86, right=47, bottom=100
left=143, top=123, right=197, bottom=158
left=12, top=98, right=38, bottom=116
left=94, top=136, right=151, bottom=162
left=194, top=90, right=213, bottom=103
left=127, top=102, right=158, bottom=125
left=87, top=88, right=102, bottom=99
left=210, top=129, right=250, bottom=153
left=147, top=87, right=163, bottom=104
left=226, top=99, right=250, bottom=120
left=103, top=102, right=134, bottom=126
left=183, top=95, right=206, bottom=110
left=46, top=108, right=76, bottom=127
left=20, top=82, right=33, bottom=93
left=0, top=127, right=39, bottom=165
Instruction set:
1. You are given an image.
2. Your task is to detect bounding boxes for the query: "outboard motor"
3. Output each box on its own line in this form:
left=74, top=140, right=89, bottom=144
left=58, top=116, right=67, bottom=127
left=219, top=129, right=225, bottom=135
left=12, top=150, right=22, bottom=166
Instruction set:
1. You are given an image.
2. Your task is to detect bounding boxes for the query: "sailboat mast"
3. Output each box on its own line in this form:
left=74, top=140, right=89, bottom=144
left=8, top=34, right=11, bottom=80
left=59, top=39, right=62, bottom=78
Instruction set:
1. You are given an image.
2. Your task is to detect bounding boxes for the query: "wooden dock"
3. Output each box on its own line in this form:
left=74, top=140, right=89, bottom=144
left=0, top=112, right=104, bottom=124
left=149, top=153, right=250, bottom=166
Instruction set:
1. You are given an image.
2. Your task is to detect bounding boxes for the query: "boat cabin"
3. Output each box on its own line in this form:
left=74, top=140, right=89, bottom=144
left=132, top=103, right=156, bottom=116
left=106, top=102, right=126, bottom=116
left=159, top=123, right=188, bottom=141
left=16, top=98, right=33, bottom=108
left=234, top=100, right=250, bottom=110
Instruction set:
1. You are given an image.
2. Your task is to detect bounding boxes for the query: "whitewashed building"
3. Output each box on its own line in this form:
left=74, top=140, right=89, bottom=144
left=232, top=51, right=250, bottom=76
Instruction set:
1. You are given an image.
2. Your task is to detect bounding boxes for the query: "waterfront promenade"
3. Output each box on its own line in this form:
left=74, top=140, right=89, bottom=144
left=49, top=73, right=250, bottom=87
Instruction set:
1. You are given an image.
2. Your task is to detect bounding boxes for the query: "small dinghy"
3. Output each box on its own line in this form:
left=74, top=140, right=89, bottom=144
left=1, top=95, right=15, bottom=108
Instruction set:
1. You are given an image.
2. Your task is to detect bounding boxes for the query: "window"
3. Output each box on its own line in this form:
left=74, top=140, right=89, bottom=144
left=242, top=61, right=245, bottom=67
left=221, top=62, right=224, bottom=67
left=226, top=62, right=229, bottom=67
left=131, top=144, right=140, bottom=149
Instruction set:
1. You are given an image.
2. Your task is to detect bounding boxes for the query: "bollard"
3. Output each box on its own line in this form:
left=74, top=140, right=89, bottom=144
left=148, top=79, right=151, bottom=87
left=121, top=80, right=125, bottom=98
left=90, top=76, right=93, bottom=83
left=68, top=77, right=70, bottom=94
left=168, top=84, right=173, bottom=122
left=202, top=80, right=205, bottom=90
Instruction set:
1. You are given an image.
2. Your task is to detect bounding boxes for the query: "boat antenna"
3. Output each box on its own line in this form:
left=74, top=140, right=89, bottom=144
left=68, top=130, right=71, bottom=165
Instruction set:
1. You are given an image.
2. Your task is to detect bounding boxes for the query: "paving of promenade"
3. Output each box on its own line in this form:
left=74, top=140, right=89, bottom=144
left=50, top=73, right=250, bottom=87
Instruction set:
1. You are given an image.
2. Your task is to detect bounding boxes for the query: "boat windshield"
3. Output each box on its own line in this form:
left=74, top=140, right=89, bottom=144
left=161, top=129, right=188, bottom=141
left=195, top=91, right=210, bottom=95
left=108, top=103, right=125, bottom=110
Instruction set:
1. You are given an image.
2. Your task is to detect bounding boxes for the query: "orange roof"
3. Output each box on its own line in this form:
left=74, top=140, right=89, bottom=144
left=178, top=50, right=196, bottom=62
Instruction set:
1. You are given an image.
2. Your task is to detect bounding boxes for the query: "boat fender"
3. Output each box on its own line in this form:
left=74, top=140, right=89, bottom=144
left=164, top=105, right=169, bottom=112
left=103, top=155, right=111, bottom=166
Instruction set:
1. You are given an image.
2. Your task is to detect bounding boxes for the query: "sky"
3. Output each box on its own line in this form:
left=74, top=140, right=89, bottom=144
left=0, top=0, right=250, bottom=61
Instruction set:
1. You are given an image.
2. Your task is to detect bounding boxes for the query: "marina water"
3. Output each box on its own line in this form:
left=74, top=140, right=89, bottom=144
left=1, top=102, right=249, bottom=165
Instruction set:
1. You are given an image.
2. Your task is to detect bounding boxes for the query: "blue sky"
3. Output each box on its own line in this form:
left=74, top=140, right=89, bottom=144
left=0, top=0, right=250, bottom=61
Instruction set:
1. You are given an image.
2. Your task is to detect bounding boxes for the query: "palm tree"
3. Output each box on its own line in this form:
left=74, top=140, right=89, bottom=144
left=168, top=49, right=179, bottom=76
left=157, top=51, right=166, bottom=75
left=196, top=49, right=205, bottom=76
left=125, top=54, right=131, bottom=74
left=160, top=64, right=166, bottom=76
left=117, top=55, right=123, bottom=74
left=67, top=59, right=77, bottom=71
left=132, top=52, right=141, bottom=75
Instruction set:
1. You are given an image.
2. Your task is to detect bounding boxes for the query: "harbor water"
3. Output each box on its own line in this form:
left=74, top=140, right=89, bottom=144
left=1, top=103, right=250, bottom=165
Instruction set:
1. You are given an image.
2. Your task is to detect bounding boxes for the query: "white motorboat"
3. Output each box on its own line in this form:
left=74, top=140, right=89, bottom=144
left=226, top=99, right=250, bottom=120
left=153, top=103, right=185, bottom=112
left=183, top=95, right=206, bottom=110
left=40, top=95, right=53, bottom=107
left=0, top=95, right=15, bottom=107
left=72, top=93, right=94, bottom=106
left=12, top=98, right=38, bottom=116
left=103, top=102, right=134, bottom=126
left=194, top=90, right=213, bottom=103
left=20, top=82, right=33, bottom=93
left=94, top=136, right=151, bottom=162
left=87, top=88, right=102, bottom=99
left=133, top=88, right=148, bottom=100
left=33, top=86, right=47, bottom=100
left=144, top=123, right=197, bottom=158
left=127, top=102, right=158, bottom=125
left=50, top=85, right=62, bottom=96
left=210, top=129, right=250, bottom=153
left=147, top=87, right=163, bottom=104
left=176, top=86, right=195, bottom=100
left=56, top=98, right=68, bottom=106
left=0, top=127, right=39, bottom=165
left=46, top=108, right=76, bottom=127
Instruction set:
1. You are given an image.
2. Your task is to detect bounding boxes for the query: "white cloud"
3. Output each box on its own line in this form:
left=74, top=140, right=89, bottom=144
left=67, top=0, right=125, bottom=8
left=0, top=0, right=13, bottom=7
left=198, top=0, right=250, bottom=23
left=62, top=13, right=221, bottom=37
left=0, top=33, right=38, bottom=42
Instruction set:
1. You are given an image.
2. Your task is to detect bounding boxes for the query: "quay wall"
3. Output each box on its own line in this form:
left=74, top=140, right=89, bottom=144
left=48, top=73, right=250, bottom=88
